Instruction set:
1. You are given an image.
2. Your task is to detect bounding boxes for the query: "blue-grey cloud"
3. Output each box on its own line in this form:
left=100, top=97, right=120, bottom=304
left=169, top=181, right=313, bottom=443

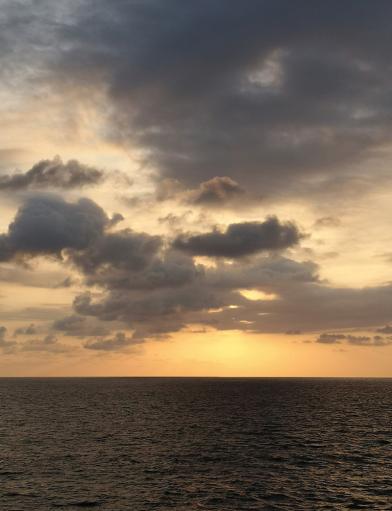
left=173, top=217, right=302, bottom=258
left=0, top=195, right=108, bottom=261
left=70, top=229, right=162, bottom=275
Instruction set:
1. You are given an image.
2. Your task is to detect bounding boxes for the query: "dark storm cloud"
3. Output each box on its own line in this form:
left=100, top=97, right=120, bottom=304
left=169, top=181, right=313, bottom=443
left=0, top=157, right=104, bottom=191
left=17, top=0, right=388, bottom=195
left=173, top=217, right=302, bottom=258
left=0, top=195, right=108, bottom=261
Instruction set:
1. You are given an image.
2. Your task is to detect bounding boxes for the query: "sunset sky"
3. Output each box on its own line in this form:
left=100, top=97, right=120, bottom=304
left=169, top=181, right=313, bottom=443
left=1, top=1, right=392, bottom=376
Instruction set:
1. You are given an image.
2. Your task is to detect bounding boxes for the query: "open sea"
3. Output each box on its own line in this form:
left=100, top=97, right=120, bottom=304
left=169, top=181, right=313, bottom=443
left=0, top=377, right=391, bottom=510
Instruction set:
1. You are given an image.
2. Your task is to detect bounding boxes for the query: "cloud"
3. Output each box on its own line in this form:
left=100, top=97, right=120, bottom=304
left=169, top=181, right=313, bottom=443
left=73, top=284, right=220, bottom=332
left=315, top=333, right=392, bottom=347
left=378, top=252, right=392, bottom=264
left=0, top=304, right=71, bottom=323
left=376, top=325, right=392, bottom=334
left=84, top=332, right=143, bottom=351
left=185, top=177, right=244, bottom=206
left=0, top=157, right=104, bottom=191
left=20, top=334, right=72, bottom=353
left=69, top=252, right=392, bottom=340
left=0, top=324, right=72, bottom=354
left=69, top=229, right=162, bottom=276
left=107, top=213, right=124, bottom=228
left=124, top=176, right=245, bottom=211
left=13, top=0, right=388, bottom=199
left=314, top=217, right=341, bottom=229
left=52, top=315, right=86, bottom=335
left=53, top=276, right=75, bottom=289
left=371, top=336, right=392, bottom=347
left=14, top=324, right=37, bottom=336
left=0, top=326, right=17, bottom=353
left=52, top=315, right=111, bottom=337
left=173, top=216, right=303, bottom=258
left=316, top=333, right=347, bottom=344
left=3, top=0, right=392, bottom=206
left=1, top=193, right=392, bottom=349
left=0, top=194, right=108, bottom=261
left=0, top=264, right=70, bottom=288
left=1, top=2, right=392, bottom=359
left=0, top=326, right=7, bottom=341
left=77, top=249, right=203, bottom=291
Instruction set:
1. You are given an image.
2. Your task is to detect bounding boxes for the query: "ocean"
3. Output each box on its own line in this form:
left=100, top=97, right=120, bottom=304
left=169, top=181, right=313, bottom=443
left=0, top=377, right=391, bottom=510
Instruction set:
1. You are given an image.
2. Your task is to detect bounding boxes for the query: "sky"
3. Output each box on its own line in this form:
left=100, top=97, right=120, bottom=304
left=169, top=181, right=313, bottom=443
left=1, top=0, right=392, bottom=376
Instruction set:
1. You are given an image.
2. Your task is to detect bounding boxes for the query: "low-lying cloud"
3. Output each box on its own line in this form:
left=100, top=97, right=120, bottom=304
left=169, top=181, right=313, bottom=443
left=0, top=193, right=391, bottom=353
left=84, top=332, right=143, bottom=351
left=316, top=333, right=392, bottom=347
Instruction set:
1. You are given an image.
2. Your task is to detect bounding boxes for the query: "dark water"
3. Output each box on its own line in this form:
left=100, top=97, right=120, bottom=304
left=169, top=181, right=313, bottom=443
left=0, top=378, right=391, bottom=510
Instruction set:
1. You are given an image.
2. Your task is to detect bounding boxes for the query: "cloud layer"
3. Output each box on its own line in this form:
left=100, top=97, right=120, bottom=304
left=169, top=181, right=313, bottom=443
left=0, top=193, right=391, bottom=353
left=2, top=1, right=392, bottom=199
left=13, top=0, right=386, bottom=197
